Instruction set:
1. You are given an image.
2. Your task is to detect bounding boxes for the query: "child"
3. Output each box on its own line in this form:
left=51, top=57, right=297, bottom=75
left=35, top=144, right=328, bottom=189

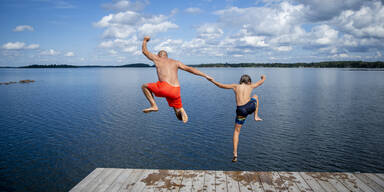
left=207, top=74, right=266, bottom=162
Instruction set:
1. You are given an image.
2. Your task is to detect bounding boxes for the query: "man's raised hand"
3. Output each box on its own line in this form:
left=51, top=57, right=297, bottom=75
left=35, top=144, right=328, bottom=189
left=144, top=36, right=150, bottom=42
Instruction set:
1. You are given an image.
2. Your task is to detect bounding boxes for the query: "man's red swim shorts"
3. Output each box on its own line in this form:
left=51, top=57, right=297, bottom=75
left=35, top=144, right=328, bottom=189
left=146, top=81, right=182, bottom=109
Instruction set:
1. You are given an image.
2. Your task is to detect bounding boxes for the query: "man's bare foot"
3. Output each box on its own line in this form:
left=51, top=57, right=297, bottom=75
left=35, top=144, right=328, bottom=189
left=254, top=116, right=263, bottom=121
left=143, top=107, right=158, bottom=113
left=179, top=108, right=188, bottom=123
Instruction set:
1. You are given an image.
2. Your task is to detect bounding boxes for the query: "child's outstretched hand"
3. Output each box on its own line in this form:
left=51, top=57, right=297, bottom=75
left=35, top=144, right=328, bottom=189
left=261, top=75, right=266, bottom=80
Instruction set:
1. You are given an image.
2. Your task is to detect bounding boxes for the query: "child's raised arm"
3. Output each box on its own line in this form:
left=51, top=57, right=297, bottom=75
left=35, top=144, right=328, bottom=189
left=251, top=75, right=266, bottom=88
left=207, top=77, right=237, bottom=89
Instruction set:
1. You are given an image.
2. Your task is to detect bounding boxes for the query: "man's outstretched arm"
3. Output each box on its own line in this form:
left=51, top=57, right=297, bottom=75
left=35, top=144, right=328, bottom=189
left=178, top=62, right=210, bottom=78
left=142, top=36, right=159, bottom=61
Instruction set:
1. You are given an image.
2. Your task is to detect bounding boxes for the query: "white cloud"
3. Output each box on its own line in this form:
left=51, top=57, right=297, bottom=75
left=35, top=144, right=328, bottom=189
left=296, top=0, right=366, bottom=22
left=95, top=11, right=178, bottom=39
left=138, top=21, right=178, bottom=35
left=2, top=42, right=26, bottom=49
left=2, top=42, right=39, bottom=50
left=197, top=24, right=223, bottom=39
left=333, top=1, right=384, bottom=38
left=310, top=25, right=339, bottom=46
left=13, top=25, right=34, bottom=32
left=274, top=46, right=292, bottom=51
left=102, top=0, right=149, bottom=11
left=240, top=36, right=269, bottom=47
left=65, top=52, right=75, bottom=57
left=40, top=49, right=59, bottom=56
left=214, top=2, right=304, bottom=36
left=185, top=7, right=202, bottom=14
left=26, top=44, right=40, bottom=49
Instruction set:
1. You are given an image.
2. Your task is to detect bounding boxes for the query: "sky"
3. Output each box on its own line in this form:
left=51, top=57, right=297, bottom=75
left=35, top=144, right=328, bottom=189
left=1, top=0, right=384, bottom=66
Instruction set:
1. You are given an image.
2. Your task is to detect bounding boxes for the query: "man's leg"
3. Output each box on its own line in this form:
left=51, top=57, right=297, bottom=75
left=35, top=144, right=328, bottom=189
left=142, top=84, right=159, bottom=113
left=233, top=123, right=243, bottom=162
left=173, top=107, right=188, bottom=123
left=252, top=94, right=262, bottom=121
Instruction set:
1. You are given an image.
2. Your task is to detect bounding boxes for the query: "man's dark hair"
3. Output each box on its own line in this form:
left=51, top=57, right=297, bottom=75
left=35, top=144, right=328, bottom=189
left=239, top=74, right=252, bottom=84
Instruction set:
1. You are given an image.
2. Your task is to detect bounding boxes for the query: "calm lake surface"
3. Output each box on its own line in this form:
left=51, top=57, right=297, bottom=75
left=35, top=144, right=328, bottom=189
left=0, top=68, right=384, bottom=191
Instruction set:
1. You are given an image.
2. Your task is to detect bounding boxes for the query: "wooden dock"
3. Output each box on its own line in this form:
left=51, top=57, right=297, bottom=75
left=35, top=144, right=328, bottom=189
left=70, top=168, right=384, bottom=192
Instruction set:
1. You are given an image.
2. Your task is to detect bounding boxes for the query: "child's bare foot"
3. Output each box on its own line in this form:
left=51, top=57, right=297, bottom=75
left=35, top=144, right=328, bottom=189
left=143, top=107, right=158, bottom=113
left=232, top=156, right=238, bottom=162
left=254, top=116, right=262, bottom=121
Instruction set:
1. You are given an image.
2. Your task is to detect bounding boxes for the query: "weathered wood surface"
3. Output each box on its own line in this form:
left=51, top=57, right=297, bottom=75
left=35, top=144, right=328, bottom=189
left=70, top=169, right=384, bottom=192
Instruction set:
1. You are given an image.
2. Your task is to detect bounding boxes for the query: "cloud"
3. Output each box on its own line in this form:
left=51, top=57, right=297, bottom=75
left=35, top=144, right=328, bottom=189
left=26, top=44, right=40, bottom=49
left=2, top=42, right=39, bottom=50
left=40, top=49, right=59, bottom=56
left=101, top=0, right=149, bottom=11
left=95, top=1, right=179, bottom=59
left=296, top=0, right=366, bottom=22
left=332, top=1, right=384, bottom=38
left=13, top=25, right=34, bottom=32
left=214, top=2, right=305, bottom=36
left=65, top=52, right=75, bottom=57
left=185, top=7, right=202, bottom=14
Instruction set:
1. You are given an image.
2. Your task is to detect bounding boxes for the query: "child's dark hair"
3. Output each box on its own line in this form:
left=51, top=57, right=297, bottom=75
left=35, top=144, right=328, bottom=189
left=239, top=74, right=252, bottom=84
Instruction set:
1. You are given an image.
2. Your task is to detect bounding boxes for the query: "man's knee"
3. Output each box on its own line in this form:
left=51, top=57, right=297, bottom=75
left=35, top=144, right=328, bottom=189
left=142, top=83, right=148, bottom=89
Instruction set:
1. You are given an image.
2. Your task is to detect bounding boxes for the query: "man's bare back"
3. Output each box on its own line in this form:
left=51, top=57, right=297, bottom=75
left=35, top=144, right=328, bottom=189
left=141, top=36, right=211, bottom=123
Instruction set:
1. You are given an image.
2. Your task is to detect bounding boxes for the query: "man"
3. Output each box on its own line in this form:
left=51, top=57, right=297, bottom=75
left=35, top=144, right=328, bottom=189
left=141, top=36, right=211, bottom=123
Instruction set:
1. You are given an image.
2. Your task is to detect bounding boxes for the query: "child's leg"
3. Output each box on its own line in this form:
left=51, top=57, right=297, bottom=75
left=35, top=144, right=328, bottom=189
left=141, top=84, right=159, bottom=113
left=173, top=107, right=188, bottom=123
left=252, top=94, right=262, bottom=121
left=233, top=123, right=243, bottom=159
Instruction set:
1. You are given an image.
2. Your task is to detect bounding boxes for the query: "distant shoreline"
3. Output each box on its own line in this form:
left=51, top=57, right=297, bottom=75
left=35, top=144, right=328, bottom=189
left=0, top=61, right=384, bottom=68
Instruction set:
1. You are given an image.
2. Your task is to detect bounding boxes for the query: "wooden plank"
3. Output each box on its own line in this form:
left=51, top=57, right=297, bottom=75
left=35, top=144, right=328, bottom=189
left=323, top=173, right=351, bottom=192
left=277, top=172, right=301, bottom=192
left=104, top=169, right=135, bottom=192
left=289, top=172, right=313, bottom=192
left=259, top=172, right=276, bottom=192
left=364, top=173, right=384, bottom=188
left=70, top=168, right=104, bottom=192
left=271, top=172, right=288, bottom=192
left=299, top=172, right=326, bottom=192
left=354, top=173, right=384, bottom=192
left=139, top=169, right=176, bottom=192
left=305, top=172, right=339, bottom=192
left=94, top=168, right=124, bottom=192
left=333, top=172, right=374, bottom=192
left=245, top=171, right=264, bottom=192
left=225, top=171, right=240, bottom=192
left=179, top=170, right=196, bottom=192
left=82, top=168, right=115, bottom=192
left=127, top=169, right=156, bottom=192
left=215, top=171, right=227, bottom=192
left=225, top=171, right=253, bottom=192
left=167, top=170, right=184, bottom=192
left=376, top=174, right=384, bottom=181
left=118, top=169, right=146, bottom=192
left=203, top=170, right=215, bottom=192
left=191, top=170, right=205, bottom=192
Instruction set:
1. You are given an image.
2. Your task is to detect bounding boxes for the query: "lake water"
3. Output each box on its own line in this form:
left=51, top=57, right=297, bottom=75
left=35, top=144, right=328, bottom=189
left=1, top=68, right=384, bottom=191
